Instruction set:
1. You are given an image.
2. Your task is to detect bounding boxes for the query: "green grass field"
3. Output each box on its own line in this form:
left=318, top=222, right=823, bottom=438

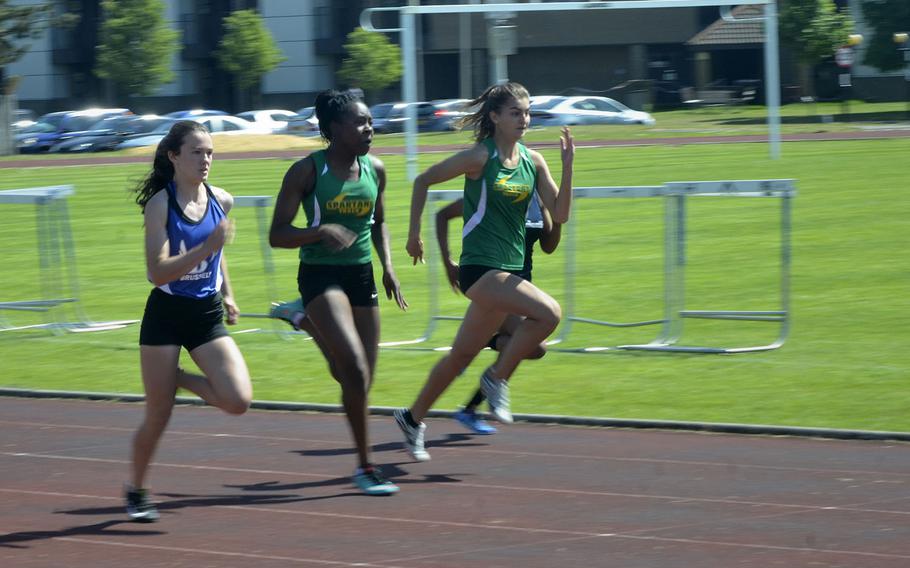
left=1, top=135, right=908, bottom=432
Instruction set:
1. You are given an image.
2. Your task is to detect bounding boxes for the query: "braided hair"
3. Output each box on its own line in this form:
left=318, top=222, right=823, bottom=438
left=314, top=89, right=363, bottom=143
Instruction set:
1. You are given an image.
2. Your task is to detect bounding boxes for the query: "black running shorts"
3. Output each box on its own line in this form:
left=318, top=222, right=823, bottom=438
left=297, top=262, right=378, bottom=308
left=139, top=288, right=228, bottom=351
left=458, top=264, right=526, bottom=294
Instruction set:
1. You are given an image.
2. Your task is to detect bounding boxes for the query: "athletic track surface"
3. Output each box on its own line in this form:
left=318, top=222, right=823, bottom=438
left=1, top=397, right=908, bottom=567
left=1, top=129, right=909, bottom=169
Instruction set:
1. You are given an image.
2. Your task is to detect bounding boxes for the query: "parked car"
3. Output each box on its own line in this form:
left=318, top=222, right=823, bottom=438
left=165, top=109, right=228, bottom=119
left=427, top=99, right=473, bottom=131
left=371, top=102, right=439, bottom=134
left=529, top=96, right=655, bottom=127
left=18, top=108, right=132, bottom=153
left=285, top=107, right=319, bottom=137
left=115, top=115, right=267, bottom=150
left=11, top=109, right=36, bottom=131
left=14, top=121, right=59, bottom=153
left=235, top=109, right=297, bottom=134
left=50, top=115, right=173, bottom=153
left=198, top=115, right=271, bottom=135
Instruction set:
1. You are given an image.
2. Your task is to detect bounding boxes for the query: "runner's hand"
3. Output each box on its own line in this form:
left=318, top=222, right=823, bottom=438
left=319, top=224, right=357, bottom=251
left=406, top=234, right=424, bottom=265
left=382, top=270, right=408, bottom=311
left=222, top=295, right=239, bottom=325
left=560, top=126, right=575, bottom=167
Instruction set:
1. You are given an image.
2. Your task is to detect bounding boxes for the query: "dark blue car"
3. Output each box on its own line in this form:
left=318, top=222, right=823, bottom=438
left=17, top=108, right=132, bottom=153
left=51, top=115, right=173, bottom=153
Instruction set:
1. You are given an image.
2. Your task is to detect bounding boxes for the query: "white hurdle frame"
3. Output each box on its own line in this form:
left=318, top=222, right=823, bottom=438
left=379, top=188, right=462, bottom=348
left=0, top=186, right=137, bottom=333
left=232, top=195, right=278, bottom=321
left=620, top=179, right=794, bottom=353
left=550, top=185, right=670, bottom=352
left=395, top=181, right=794, bottom=354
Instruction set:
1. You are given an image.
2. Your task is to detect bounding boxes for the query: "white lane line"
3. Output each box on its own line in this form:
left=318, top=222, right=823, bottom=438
left=53, top=537, right=404, bottom=567
left=7, top=491, right=909, bottom=563
left=2, top=420, right=908, bottom=478
left=610, top=533, right=910, bottom=561
left=3, top=457, right=910, bottom=515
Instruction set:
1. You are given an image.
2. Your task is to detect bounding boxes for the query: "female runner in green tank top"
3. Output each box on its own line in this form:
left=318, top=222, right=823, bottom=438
left=269, top=90, right=408, bottom=495
left=394, top=82, right=574, bottom=462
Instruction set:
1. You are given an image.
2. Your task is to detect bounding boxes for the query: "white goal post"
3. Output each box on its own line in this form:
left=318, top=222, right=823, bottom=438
left=361, top=1, right=783, bottom=181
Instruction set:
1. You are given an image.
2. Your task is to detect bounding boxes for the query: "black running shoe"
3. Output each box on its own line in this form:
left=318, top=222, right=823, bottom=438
left=125, top=486, right=160, bottom=523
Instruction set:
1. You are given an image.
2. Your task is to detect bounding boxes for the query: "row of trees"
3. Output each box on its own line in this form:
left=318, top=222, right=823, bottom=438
left=0, top=0, right=285, bottom=102
left=0, top=0, right=402, bottom=106
left=3, top=1, right=909, bottom=104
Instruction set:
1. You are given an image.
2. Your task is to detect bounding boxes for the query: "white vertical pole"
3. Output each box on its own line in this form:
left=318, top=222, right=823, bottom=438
left=459, top=11, right=472, bottom=98
left=764, top=0, right=782, bottom=159
left=402, top=10, right=419, bottom=182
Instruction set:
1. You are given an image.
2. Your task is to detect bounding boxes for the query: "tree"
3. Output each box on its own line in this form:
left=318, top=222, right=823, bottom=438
left=1, top=1, right=78, bottom=79
left=337, top=29, right=402, bottom=100
left=779, top=0, right=854, bottom=65
left=860, top=0, right=910, bottom=71
left=0, top=1, right=77, bottom=155
left=95, top=0, right=180, bottom=99
left=216, top=9, right=284, bottom=97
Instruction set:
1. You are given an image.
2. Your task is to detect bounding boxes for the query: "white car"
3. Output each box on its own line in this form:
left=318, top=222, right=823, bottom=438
left=285, top=107, right=319, bottom=137
left=236, top=109, right=297, bottom=134
left=116, top=115, right=268, bottom=150
left=529, top=96, right=655, bottom=127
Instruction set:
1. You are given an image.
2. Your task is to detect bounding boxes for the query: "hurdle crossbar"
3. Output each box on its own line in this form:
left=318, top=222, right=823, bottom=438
left=0, top=186, right=138, bottom=333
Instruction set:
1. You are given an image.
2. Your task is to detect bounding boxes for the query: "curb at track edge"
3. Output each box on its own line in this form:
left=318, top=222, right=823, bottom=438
left=2, top=387, right=908, bottom=443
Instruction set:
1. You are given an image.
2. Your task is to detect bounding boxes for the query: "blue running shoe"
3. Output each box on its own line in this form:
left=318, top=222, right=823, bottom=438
left=453, top=407, right=497, bottom=435
left=352, top=465, right=399, bottom=496
left=269, top=298, right=305, bottom=330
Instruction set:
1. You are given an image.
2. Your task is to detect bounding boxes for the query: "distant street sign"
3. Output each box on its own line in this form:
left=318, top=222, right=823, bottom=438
left=835, top=47, right=854, bottom=68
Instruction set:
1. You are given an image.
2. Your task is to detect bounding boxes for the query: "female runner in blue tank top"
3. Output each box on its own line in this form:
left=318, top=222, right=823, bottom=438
left=128, top=121, right=253, bottom=521
left=269, top=90, right=408, bottom=495
left=395, top=82, right=574, bottom=462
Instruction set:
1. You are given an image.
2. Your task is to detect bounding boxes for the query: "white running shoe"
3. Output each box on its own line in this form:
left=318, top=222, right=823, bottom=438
left=393, top=408, right=431, bottom=462
left=481, top=370, right=513, bottom=424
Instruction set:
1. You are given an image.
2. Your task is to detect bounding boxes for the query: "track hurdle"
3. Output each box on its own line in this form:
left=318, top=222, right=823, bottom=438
left=549, top=185, right=669, bottom=352
left=379, top=188, right=462, bottom=348
left=0, top=186, right=137, bottom=333
left=620, top=179, right=794, bottom=353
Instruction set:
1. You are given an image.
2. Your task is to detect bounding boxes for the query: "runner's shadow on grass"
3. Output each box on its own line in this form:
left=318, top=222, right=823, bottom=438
left=0, top=519, right=160, bottom=549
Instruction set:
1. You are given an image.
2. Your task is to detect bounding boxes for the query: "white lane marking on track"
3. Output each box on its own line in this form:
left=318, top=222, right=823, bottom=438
left=3, top=456, right=910, bottom=515
left=53, top=537, right=404, bottom=567
left=5, top=490, right=909, bottom=563
left=2, top=419, right=907, bottom=478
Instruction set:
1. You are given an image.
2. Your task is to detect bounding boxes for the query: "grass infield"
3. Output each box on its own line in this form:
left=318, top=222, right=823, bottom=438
left=0, top=133, right=907, bottom=432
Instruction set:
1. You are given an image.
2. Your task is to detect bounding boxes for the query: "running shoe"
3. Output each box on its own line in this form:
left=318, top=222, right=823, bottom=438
left=393, top=408, right=431, bottom=462
left=480, top=370, right=513, bottom=424
left=453, top=407, right=497, bottom=435
left=125, top=486, right=160, bottom=523
left=352, top=465, right=400, bottom=496
left=269, top=298, right=304, bottom=330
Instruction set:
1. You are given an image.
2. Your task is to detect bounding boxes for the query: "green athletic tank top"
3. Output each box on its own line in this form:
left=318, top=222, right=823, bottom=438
left=460, top=138, right=538, bottom=270
left=298, top=150, right=377, bottom=265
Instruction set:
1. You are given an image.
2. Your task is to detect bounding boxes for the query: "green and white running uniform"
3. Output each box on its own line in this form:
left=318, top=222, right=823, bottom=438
left=461, top=138, right=538, bottom=271
left=299, top=150, right=377, bottom=266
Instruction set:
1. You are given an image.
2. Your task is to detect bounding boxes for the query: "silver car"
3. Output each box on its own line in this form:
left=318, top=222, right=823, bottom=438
left=529, top=96, right=655, bottom=127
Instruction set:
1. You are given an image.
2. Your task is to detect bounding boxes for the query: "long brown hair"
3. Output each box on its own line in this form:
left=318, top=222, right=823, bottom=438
left=132, top=120, right=211, bottom=212
left=456, top=82, right=530, bottom=143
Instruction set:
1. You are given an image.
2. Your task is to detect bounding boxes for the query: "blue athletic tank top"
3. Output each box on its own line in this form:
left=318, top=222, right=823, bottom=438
left=157, top=182, right=226, bottom=298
